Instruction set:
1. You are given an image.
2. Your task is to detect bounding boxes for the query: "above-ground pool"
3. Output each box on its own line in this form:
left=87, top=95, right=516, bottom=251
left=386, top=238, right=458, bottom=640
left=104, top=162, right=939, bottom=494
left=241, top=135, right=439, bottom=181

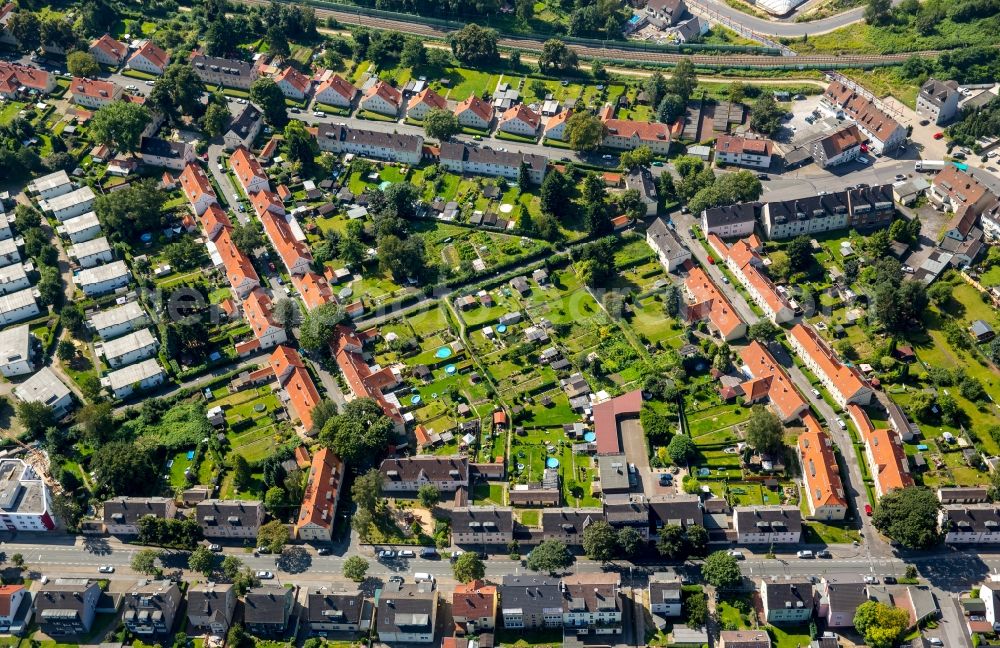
left=546, top=457, right=560, bottom=469
left=186, top=450, right=195, bottom=460
left=584, top=432, right=596, bottom=442
left=496, top=324, right=508, bottom=334
left=410, top=394, right=423, bottom=405
left=435, top=346, right=453, bottom=359
left=379, top=180, right=392, bottom=190
left=445, top=364, right=456, bottom=374
left=917, top=444, right=929, bottom=451
left=140, top=233, right=153, bottom=242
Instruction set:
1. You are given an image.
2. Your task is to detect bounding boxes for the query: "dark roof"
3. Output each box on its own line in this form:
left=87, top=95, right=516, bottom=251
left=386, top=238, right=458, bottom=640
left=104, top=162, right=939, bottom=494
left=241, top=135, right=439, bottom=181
left=499, top=576, right=561, bottom=616
left=306, top=589, right=365, bottom=625
left=123, top=580, right=182, bottom=619
left=139, top=136, right=187, bottom=159
left=942, top=504, right=1000, bottom=533
left=439, top=141, right=547, bottom=175
left=762, top=581, right=813, bottom=613
left=244, top=586, right=293, bottom=625
left=648, top=494, right=703, bottom=528
left=187, top=584, right=235, bottom=626
left=451, top=506, right=514, bottom=536
left=604, top=497, right=650, bottom=525
left=379, top=455, right=469, bottom=484
left=919, top=78, right=960, bottom=108
left=228, top=104, right=262, bottom=139
left=562, top=574, right=620, bottom=614
left=103, top=497, right=173, bottom=527
left=703, top=202, right=758, bottom=227
left=376, top=582, right=436, bottom=635
left=767, top=192, right=849, bottom=225
left=734, top=506, right=802, bottom=534
left=847, top=184, right=894, bottom=213
left=315, top=123, right=422, bottom=153
left=646, top=218, right=687, bottom=261
left=542, top=507, right=605, bottom=536
left=36, top=579, right=101, bottom=617
left=195, top=499, right=262, bottom=530
left=822, top=577, right=867, bottom=613
left=649, top=578, right=681, bottom=605
left=938, top=487, right=989, bottom=503
left=191, top=53, right=255, bottom=77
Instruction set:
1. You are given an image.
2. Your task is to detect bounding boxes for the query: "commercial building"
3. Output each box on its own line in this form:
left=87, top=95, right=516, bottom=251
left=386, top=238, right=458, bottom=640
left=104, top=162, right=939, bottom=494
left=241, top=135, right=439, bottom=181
left=732, top=505, right=802, bottom=544
left=102, top=358, right=166, bottom=399
left=0, top=458, right=56, bottom=531
left=0, top=324, right=32, bottom=377
left=122, top=580, right=182, bottom=635
left=74, top=260, right=131, bottom=296
left=645, top=218, right=691, bottom=272
left=13, top=366, right=73, bottom=417
left=196, top=499, right=264, bottom=539
left=103, top=497, right=176, bottom=535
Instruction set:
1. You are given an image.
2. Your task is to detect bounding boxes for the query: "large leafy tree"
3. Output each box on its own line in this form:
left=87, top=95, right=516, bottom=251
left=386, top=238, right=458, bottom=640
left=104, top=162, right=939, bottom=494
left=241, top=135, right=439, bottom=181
left=871, top=487, right=941, bottom=549
left=582, top=520, right=620, bottom=561
left=667, top=434, right=697, bottom=465
left=351, top=469, right=382, bottom=512
left=66, top=51, right=100, bottom=78
left=449, top=24, right=499, bottom=65
left=745, top=406, right=785, bottom=455
left=423, top=109, right=460, bottom=141
left=16, top=401, right=54, bottom=439
left=453, top=552, right=486, bottom=583
left=378, top=234, right=428, bottom=281
left=564, top=112, right=604, bottom=152
left=701, top=550, right=742, bottom=588
left=526, top=540, right=573, bottom=574
left=250, top=78, right=289, bottom=127
left=91, top=441, right=158, bottom=496
left=8, top=12, right=41, bottom=52
left=538, top=39, right=578, bottom=72
left=284, top=120, right=319, bottom=169
left=94, top=178, right=166, bottom=240
left=150, top=64, right=207, bottom=120
left=750, top=94, right=785, bottom=137
left=298, top=302, right=347, bottom=353
left=90, top=102, right=151, bottom=153
left=189, top=546, right=216, bottom=576
left=854, top=600, right=910, bottom=648
left=202, top=99, right=231, bottom=138
left=343, top=556, right=369, bottom=582
left=320, top=398, right=394, bottom=471
left=257, top=519, right=290, bottom=553
left=656, top=524, right=687, bottom=560
left=131, top=549, right=162, bottom=575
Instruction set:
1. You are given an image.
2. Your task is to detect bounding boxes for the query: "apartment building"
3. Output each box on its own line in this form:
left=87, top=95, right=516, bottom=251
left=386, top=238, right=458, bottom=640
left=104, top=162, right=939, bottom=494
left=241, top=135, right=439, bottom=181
left=0, top=458, right=57, bottom=531
left=127, top=41, right=169, bottom=76
left=103, top=497, right=176, bottom=535
left=714, top=134, right=773, bottom=169
left=89, top=34, right=128, bottom=66
left=451, top=506, right=515, bottom=546
left=732, top=505, right=802, bottom=544
left=103, top=358, right=166, bottom=399
left=0, top=324, right=32, bottom=377
left=646, top=218, right=691, bottom=272
left=454, top=95, right=494, bottom=130
left=797, top=425, right=848, bottom=521
left=682, top=267, right=747, bottom=342
left=701, top=202, right=756, bottom=238
left=787, top=323, right=872, bottom=407
left=13, top=367, right=72, bottom=417
left=314, top=123, right=423, bottom=165
left=314, top=74, right=357, bottom=107
left=196, top=499, right=264, bottom=539
left=69, top=77, right=123, bottom=109
left=122, top=580, right=182, bottom=635
left=439, top=142, right=548, bottom=185
left=380, top=456, right=469, bottom=493
left=191, top=53, right=259, bottom=90
left=916, top=78, right=961, bottom=126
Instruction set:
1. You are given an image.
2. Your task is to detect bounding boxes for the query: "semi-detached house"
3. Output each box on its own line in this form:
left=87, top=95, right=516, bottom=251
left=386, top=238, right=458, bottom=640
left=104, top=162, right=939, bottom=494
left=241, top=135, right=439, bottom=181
left=40, top=186, right=96, bottom=222
left=376, top=581, right=437, bottom=644
left=103, top=358, right=166, bottom=399
left=89, top=34, right=128, bottom=67
left=314, top=74, right=358, bottom=107
left=69, top=236, right=113, bottom=268
left=128, top=41, right=169, bottom=76
left=88, top=301, right=149, bottom=341
left=98, top=327, right=159, bottom=368
left=797, top=421, right=848, bottom=521
left=682, top=267, right=746, bottom=342
left=788, top=323, right=872, bottom=408
left=454, top=95, right=494, bottom=130
left=69, top=77, right=123, bottom=109
left=274, top=66, right=310, bottom=101
left=407, top=88, right=448, bottom=121
left=216, top=227, right=261, bottom=299
left=230, top=146, right=270, bottom=196
left=61, top=211, right=102, bottom=243
left=179, top=163, right=218, bottom=216
left=360, top=80, right=402, bottom=116
left=646, top=218, right=691, bottom=272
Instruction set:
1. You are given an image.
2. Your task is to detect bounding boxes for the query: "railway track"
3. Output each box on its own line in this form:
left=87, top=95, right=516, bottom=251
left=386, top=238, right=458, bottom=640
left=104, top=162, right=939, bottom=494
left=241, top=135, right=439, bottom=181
left=237, top=0, right=940, bottom=68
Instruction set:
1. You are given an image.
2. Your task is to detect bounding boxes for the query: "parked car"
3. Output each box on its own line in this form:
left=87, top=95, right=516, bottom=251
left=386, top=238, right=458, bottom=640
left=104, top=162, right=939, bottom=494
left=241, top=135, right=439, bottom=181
left=256, top=546, right=272, bottom=554
left=145, top=80, right=155, bottom=86
left=99, top=565, right=115, bottom=573
left=378, top=549, right=396, bottom=559
left=388, top=575, right=404, bottom=584
left=865, top=503, right=873, bottom=516
left=727, top=550, right=744, bottom=559
left=208, top=544, right=222, bottom=552
left=602, top=154, right=614, bottom=160
left=836, top=418, right=847, bottom=429
left=316, top=547, right=331, bottom=556
left=919, top=119, right=930, bottom=126
left=797, top=550, right=814, bottom=559
left=399, top=550, right=416, bottom=558
left=933, top=132, right=944, bottom=140
left=863, top=575, right=878, bottom=584
left=420, top=548, right=439, bottom=559
left=811, top=388, right=821, bottom=398
left=256, top=571, right=274, bottom=579
left=816, top=549, right=832, bottom=558
left=895, top=174, right=906, bottom=181
left=659, top=473, right=672, bottom=486
left=883, top=576, right=897, bottom=584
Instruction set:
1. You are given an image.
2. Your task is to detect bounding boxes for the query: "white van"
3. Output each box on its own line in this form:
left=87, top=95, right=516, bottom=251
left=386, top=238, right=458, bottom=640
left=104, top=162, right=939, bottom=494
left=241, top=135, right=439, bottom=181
left=414, top=572, right=435, bottom=584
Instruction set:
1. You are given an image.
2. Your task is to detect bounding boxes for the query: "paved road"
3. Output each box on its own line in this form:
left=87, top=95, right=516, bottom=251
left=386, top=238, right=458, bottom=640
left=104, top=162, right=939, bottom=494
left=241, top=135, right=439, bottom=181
left=685, top=0, right=879, bottom=38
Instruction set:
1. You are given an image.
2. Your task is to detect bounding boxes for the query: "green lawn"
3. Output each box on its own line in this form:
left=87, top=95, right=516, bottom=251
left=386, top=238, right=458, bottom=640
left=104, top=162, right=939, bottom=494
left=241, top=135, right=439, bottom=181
left=0, top=101, right=27, bottom=126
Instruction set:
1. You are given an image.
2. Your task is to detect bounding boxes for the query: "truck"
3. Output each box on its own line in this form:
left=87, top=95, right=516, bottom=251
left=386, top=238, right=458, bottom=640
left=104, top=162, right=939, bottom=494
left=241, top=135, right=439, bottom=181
left=915, top=160, right=946, bottom=172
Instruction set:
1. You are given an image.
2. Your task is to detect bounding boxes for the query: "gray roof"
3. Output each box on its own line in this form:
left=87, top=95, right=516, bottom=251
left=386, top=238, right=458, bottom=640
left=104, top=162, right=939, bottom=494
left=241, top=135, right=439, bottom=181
left=0, top=324, right=30, bottom=367
left=195, top=499, right=262, bottom=530
left=972, top=320, right=994, bottom=337
left=597, top=454, right=631, bottom=492
left=104, top=358, right=163, bottom=391
left=451, top=506, right=514, bottom=536
left=191, top=54, right=256, bottom=77
left=703, top=202, right=757, bottom=227
left=123, top=580, right=181, bottom=619
left=822, top=577, right=867, bottom=613
left=439, top=141, right=547, bottom=175
left=767, top=192, right=850, bottom=225
left=626, top=166, right=658, bottom=202
left=499, top=576, right=561, bottom=616
left=228, top=104, right=262, bottom=139
left=244, top=586, right=293, bottom=625
left=187, top=583, right=235, bottom=626
left=734, top=505, right=802, bottom=534
left=35, top=579, right=101, bottom=616
left=648, top=578, right=681, bottom=605
left=139, top=136, right=188, bottom=159
left=942, top=504, right=1000, bottom=533
left=919, top=78, right=960, bottom=108
left=762, top=581, right=813, bottom=613
left=379, top=455, right=468, bottom=484
left=646, top=218, right=688, bottom=262
left=938, top=487, right=989, bottom=503
left=541, top=507, right=605, bottom=536
left=306, top=588, right=366, bottom=625
left=604, top=497, right=649, bottom=525
left=13, top=366, right=71, bottom=409
left=376, top=582, right=436, bottom=635
left=315, top=123, right=422, bottom=153
left=103, top=497, right=173, bottom=527
left=648, top=493, right=703, bottom=528
left=89, top=301, right=146, bottom=333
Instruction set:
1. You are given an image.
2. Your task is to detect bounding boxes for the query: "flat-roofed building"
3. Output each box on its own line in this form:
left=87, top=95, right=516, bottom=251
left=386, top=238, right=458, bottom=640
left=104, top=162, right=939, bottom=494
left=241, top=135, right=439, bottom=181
left=102, top=358, right=165, bottom=399
left=61, top=212, right=102, bottom=243
left=13, top=366, right=72, bottom=417
left=0, top=324, right=32, bottom=377
left=74, top=260, right=131, bottom=297
left=69, top=236, right=113, bottom=268
left=98, top=327, right=158, bottom=368
left=27, top=170, right=73, bottom=200
left=89, top=301, right=149, bottom=341
left=0, top=263, right=29, bottom=296
left=40, top=186, right=96, bottom=222
left=0, top=288, right=40, bottom=326
left=0, top=457, right=56, bottom=531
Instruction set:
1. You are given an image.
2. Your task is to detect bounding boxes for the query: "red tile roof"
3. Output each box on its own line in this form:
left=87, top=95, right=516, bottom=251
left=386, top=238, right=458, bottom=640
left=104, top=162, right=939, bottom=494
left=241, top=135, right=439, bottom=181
left=0, top=61, right=52, bottom=93
left=276, top=66, right=310, bottom=94
left=739, top=341, right=808, bottom=422
left=593, top=389, right=643, bottom=455
left=230, top=146, right=268, bottom=196
left=455, top=94, right=494, bottom=123
left=296, top=447, right=343, bottom=532
left=90, top=34, right=127, bottom=62
left=179, top=163, right=217, bottom=209
left=332, top=328, right=403, bottom=426
left=364, top=80, right=402, bottom=107
left=316, top=74, right=358, bottom=102
left=408, top=87, right=447, bottom=112
left=684, top=267, right=744, bottom=339
left=200, top=203, right=232, bottom=241
left=602, top=118, right=670, bottom=143
left=863, top=426, right=914, bottom=495
left=256, top=195, right=313, bottom=276
left=798, top=428, right=847, bottom=510
left=130, top=40, right=169, bottom=70
left=70, top=77, right=120, bottom=101
left=292, top=271, right=334, bottom=310
left=243, top=287, right=280, bottom=341
left=501, top=103, right=541, bottom=130
left=452, top=580, right=497, bottom=621
left=716, top=133, right=773, bottom=156
left=270, top=345, right=322, bottom=430
left=215, top=228, right=259, bottom=293
left=789, top=324, right=869, bottom=404
left=545, top=109, right=571, bottom=133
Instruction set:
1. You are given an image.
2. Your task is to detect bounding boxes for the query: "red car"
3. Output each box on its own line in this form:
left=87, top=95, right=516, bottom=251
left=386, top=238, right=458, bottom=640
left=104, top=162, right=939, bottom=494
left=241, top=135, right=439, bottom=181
left=864, top=503, right=873, bottom=516
left=860, top=144, right=869, bottom=153
left=933, top=132, right=944, bottom=140
left=707, top=255, right=715, bottom=265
